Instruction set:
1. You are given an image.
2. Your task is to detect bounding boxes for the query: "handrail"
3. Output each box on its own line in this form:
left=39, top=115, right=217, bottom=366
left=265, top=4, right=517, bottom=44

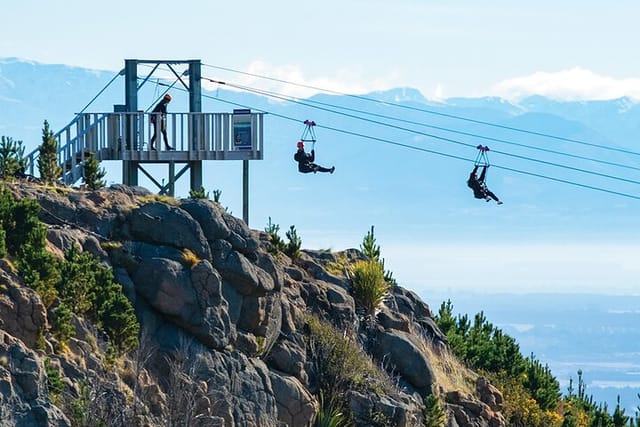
left=24, top=111, right=264, bottom=184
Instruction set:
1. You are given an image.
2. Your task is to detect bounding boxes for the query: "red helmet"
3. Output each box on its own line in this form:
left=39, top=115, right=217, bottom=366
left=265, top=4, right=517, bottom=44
left=164, top=93, right=172, bottom=101
left=297, top=141, right=304, bottom=149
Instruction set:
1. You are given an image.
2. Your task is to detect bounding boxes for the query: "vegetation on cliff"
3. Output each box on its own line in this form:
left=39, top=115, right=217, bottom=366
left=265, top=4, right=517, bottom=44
left=0, top=123, right=637, bottom=426
left=435, top=300, right=637, bottom=426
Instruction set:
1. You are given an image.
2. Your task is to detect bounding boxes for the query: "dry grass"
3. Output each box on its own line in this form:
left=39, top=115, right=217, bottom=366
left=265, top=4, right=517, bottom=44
left=41, top=184, right=73, bottom=195
left=419, top=334, right=476, bottom=396
left=136, top=194, right=180, bottom=206
left=2, top=257, right=17, bottom=273
left=306, top=315, right=397, bottom=396
left=325, top=253, right=351, bottom=277
left=180, top=249, right=201, bottom=268
left=101, top=241, right=123, bottom=251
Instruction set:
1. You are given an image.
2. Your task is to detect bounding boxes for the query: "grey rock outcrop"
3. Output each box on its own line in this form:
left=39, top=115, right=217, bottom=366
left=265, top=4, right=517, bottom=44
left=0, top=269, right=47, bottom=349
left=0, top=184, right=505, bottom=427
left=129, top=202, right=211, bottom=260
left=0, top=331, right=70, bottom=426
left=374, top=329, right=434, bottom=393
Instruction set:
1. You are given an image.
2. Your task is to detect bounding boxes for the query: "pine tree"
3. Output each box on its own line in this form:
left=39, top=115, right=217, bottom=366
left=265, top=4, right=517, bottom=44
left=612, top=395, right=628, bottom=427
left=37, top=120, right=62, bottom=184
left=82, top=152, right=106, bottom=190
left=360, top=226, right=381, bottom=260
left=0, top=136, right=25, bottom=179
left=284, top=225, right=302, bottom=259
left=360, top=225, right=396, bottom=286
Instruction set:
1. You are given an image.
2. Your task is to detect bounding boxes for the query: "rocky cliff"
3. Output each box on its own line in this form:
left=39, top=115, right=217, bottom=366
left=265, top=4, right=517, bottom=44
left=0, top=183, right=505, bottom=427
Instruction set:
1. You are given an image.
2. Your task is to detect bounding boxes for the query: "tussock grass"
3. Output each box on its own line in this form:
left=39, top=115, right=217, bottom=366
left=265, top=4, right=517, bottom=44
left=350, top=260, right=390, bottom=316
left=180, top=249, right=200, bottom=268
left=306, top=315, right=395, bottom=396
left=135, top=194, right=180, bottom=206
left=41, top=184, right=73, bottom=195
left=325, top=253, right=350, bottom=277
left=100, top=241, right=123, bottom=251
left=419, top=334, right=475, bottom=396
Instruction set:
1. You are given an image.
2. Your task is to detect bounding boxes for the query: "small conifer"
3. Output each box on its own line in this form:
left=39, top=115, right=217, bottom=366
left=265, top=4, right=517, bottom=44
left=37, top=120, right=62, bottom=184
left=0, top=136, right=25, bottom=179
left=82, top=152, right=106, bottom=190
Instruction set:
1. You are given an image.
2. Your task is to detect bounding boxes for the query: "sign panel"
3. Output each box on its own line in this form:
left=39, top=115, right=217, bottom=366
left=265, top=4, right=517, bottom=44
left=233, top=109, right=252, bottom=150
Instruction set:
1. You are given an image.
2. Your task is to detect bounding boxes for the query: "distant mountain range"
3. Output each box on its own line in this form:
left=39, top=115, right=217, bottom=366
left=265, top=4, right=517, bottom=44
left=1, top=57, right=638, bottom=244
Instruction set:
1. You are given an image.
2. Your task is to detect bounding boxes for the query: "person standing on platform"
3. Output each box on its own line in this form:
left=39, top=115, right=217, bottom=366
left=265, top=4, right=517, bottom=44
left=150, top=94, right=174, bottom=150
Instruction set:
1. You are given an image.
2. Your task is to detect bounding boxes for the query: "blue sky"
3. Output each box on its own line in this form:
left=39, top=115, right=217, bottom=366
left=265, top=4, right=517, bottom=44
left=4, top=1, right=640, bottom=101
left=3, top=1, right=640, bottom=295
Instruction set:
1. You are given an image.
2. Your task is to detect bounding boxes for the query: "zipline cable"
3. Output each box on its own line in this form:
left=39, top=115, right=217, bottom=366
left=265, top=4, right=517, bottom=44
left=194, top=87, right=640, bottom=200
left=209, top=78, right=640, bottom=173
left=201, top=62, right=640, bottom=157
left=77, top=68, right=124, bottom=115
left=202, top=78, right=640, bottom=187
left=138, top=64, right=189, bottom=112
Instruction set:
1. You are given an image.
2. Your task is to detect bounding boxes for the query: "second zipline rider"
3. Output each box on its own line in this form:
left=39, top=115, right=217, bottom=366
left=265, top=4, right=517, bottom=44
left=467, top=145, right=503, bottom=205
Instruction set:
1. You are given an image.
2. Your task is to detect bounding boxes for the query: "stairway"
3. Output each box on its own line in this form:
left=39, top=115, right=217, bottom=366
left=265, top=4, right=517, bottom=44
left=24, top=113, right=108, bottom=185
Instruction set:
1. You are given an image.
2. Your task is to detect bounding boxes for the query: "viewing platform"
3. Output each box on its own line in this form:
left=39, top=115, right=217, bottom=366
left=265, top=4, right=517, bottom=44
left=22, top=59, right=264, bottom=224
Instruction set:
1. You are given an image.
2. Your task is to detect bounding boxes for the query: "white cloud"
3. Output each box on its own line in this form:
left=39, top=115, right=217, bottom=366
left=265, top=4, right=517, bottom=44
left=432, top=83, right=445, bottom=101
left=489, top=68, right=640, bottom=101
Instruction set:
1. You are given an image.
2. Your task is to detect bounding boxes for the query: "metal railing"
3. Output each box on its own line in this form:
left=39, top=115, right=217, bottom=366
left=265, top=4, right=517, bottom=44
left=24, top=111, right=265, bottom=184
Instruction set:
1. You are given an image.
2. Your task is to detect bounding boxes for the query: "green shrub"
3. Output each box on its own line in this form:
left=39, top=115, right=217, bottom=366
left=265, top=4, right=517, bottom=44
left=0, top=227, right=6, bottom=258
left=423, top=394, right=446, bottom=427
left=265, top=217, right=285, bottom=255
left=70, top=383, right=91, bottom=426
left=93, top=267, right=139, bottom=353
left=44, top=357, right=64, bottom=396
left=0, top=188, right=59, bottom=304
left=51, top=302, right=75, bottom=345
left=316, top=391, right=352, bottom=427
left=57, top=245, right=95, bottom=315
left=82, top=152, right=106, bottom=190
left=16, top=242, right=60, bottom=308
left=188, top=186, right=209, bottom=199
left=284, top=225, right=302, bottom=259
left=212, top=189, right=222, bottom=203
left=37, top=120, right=62, bottom=184
left=360, top=225, right=396, bottom=287
left=0, top=188, right=139, bottom=356
left=350, top=260, right=390, bottom=316
left=306, top=315, right=388, bottom=399
left=0, top=136, right=25, bottom=179
left=54, top=244, right=139, bottom=353
left=6, top=195, right=43, bottom=255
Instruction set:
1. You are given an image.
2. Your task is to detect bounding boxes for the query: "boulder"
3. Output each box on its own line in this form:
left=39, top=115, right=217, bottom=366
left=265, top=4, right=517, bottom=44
left=348, top=389, right=423, bottom=427
left=221, top=212, right=260, bottom=254
left=133, top=258, right=232, bottom=349
left=180, top=198, right=232, bottom=240
left=0, top=331, right=70, bottom=426
left=128, top=202, right=211, bottom=260
left=374, top=329, right=434, bottom=393
left=212, top=240, right=274, bottom=296
left=476, top=376, right=503, bottom=412
left=269, top=371, right=316, bottom=427
left=0, top=271, right=47, bottom=348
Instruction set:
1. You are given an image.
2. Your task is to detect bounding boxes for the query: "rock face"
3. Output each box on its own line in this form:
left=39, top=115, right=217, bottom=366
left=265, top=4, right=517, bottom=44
left=0, top=184, right=505, bottom=426
left=0, top=331, right=70, bottom=426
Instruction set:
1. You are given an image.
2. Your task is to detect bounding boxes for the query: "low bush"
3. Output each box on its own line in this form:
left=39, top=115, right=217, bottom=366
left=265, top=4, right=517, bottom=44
left=350, top=260, right=390, bottom=316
